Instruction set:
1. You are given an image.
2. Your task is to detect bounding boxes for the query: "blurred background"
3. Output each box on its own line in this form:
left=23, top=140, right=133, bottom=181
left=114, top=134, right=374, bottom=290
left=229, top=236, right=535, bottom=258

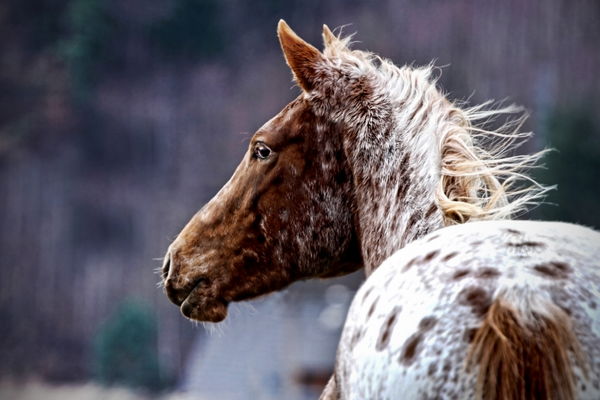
left=1, top=0, right=599, bottom=399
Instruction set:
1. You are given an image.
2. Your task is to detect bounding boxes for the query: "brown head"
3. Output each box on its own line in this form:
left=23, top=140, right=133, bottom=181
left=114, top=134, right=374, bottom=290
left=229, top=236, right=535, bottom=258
left=161, top=21, right=364, bottom=322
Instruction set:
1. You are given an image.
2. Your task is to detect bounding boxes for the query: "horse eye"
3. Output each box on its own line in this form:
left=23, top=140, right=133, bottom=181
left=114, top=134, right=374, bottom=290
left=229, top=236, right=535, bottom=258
left=253, top=143, right=272, bottom=160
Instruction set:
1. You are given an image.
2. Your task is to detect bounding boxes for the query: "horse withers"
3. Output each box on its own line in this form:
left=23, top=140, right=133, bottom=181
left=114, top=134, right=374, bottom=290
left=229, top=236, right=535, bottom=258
left=162, top=20, right=600, bottom=400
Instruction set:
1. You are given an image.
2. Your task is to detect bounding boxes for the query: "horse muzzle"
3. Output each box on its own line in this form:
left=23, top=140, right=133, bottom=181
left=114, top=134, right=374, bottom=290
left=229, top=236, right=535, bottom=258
left=162, top=251, right=229, bottom=322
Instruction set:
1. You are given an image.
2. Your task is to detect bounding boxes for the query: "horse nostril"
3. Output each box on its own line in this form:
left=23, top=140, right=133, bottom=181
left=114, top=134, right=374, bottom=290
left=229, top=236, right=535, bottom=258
left=162, top=254, right=171, bottom=281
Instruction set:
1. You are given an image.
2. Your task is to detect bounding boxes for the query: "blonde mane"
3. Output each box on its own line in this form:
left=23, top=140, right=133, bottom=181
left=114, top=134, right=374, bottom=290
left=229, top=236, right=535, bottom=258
left=437, top=101, right=551, bottom=225
left=321, top=29, right=551, bottom=226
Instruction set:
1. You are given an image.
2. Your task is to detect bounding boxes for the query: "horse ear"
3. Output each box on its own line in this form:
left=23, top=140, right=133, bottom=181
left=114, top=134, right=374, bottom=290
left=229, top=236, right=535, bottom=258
left=322, top=24, right=336, bottom=47
left=278, top=20, right=324, bottom=92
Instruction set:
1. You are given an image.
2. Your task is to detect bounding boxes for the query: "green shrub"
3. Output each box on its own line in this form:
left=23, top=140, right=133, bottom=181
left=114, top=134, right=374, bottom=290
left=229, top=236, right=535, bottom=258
left=93, top=299, right=170, bottom=393
left=59, top=0, right=120, bottom=98
left=538, top=108, right=600, bottom=227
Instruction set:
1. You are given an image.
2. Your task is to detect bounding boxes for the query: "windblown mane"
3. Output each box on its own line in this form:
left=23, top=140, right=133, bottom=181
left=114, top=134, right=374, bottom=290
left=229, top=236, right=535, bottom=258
left=436, top=100, right=550, bottom=224
left=322, top=32, right=550, bottom=226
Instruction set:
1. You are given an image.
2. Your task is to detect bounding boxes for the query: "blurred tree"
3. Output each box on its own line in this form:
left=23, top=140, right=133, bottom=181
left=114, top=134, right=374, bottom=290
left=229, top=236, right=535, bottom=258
left=60, top=0, right=122, bottom=98
left=93, top=299, right=171, bottom=393
left=149, top=0, right=224, bottom=61
left=538, top=108, right=600, bottom=228
left=7, top=0, right=67, bottom=52
left=0, top=1, right=70, bottom=156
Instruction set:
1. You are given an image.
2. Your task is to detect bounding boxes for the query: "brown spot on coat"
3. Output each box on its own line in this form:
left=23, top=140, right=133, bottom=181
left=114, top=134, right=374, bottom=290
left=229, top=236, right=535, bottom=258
left=475, top=267, right=501, bottom=279
left=464, top=327, right=478, bottom=343
left=376, top=306, right=402, bottom=351
left=442, top=251, right=459, bottom=262
left=452, top=269, right=470, bottom=281
left=398, top=315, right=437, bottom=365
left=367, top=296, right=379, bottom=319
left=508, top=241, right=546, bottom=249
left=459, top=286, right=492, bottom=317
left=418, top=316, right=438, bottom=331
left=403, top=257, right=419, bottom=272
left=533, top=261, right=572, bottom=279
left=399, top=333, right=422, bottom=365
left=426, top=234, right=441, bottom=242
left=361, top=287, right=373, bottom=305
left=423, top=250, right=440, bottom=262
left=349, top=327, right=364, bottom=350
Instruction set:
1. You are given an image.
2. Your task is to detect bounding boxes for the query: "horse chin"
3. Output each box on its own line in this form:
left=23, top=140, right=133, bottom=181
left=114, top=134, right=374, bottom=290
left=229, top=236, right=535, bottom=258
left=180, top=292, right=229, bottom=322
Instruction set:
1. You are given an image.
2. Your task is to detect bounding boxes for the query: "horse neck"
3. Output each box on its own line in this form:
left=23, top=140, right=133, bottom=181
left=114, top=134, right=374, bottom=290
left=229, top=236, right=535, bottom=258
left=346, top=71, right=447, bottom=275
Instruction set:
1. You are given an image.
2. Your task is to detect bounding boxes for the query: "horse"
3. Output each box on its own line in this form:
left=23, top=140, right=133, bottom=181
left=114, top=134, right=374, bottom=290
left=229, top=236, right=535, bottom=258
left=161, top=20, right=600, bottom=399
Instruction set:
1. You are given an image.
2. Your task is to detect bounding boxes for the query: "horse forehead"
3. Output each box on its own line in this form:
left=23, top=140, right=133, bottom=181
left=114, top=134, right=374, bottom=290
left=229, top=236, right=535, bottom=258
left=253, top=97, right=308, bottom=143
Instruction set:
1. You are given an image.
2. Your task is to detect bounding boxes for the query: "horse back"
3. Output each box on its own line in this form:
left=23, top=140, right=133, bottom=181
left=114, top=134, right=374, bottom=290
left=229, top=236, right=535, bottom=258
left=336, top=220, right=600, bottom=400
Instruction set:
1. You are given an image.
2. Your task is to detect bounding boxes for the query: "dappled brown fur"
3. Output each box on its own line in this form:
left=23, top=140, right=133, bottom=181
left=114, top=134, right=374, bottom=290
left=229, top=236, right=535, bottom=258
left=163, top=97, right=362, bottom=322
left=465, top=298, right=587, bottom=400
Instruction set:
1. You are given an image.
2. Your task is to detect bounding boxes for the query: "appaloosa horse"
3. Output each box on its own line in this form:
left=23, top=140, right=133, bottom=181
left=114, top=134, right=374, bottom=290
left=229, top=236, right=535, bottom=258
left=162, top=20, right=600, bottom=399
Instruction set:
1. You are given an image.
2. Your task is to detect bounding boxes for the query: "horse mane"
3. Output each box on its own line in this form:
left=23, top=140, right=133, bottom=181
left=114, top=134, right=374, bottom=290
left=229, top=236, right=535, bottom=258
left=436, top=100, right=551, bottom=225
left=320, top=30, right=551, bottom=226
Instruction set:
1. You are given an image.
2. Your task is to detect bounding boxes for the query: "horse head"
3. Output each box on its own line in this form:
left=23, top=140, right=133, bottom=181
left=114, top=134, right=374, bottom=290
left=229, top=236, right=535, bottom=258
left=162, top=21, right=365, bottom=322
left=161, top=21, right=547, bottom=323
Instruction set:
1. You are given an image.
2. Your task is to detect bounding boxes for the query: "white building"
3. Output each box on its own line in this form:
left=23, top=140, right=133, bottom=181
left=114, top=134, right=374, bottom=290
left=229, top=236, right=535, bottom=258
left=179, top=273, right=363, bottom=400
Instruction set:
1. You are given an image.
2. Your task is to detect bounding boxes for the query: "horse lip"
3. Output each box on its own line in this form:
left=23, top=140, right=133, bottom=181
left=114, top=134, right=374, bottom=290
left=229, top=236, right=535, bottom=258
left=166, top=276, right=207, bottom=306
left=180, top=279, right=229, bottom=322
left=184, top=277, right=207, bottom=301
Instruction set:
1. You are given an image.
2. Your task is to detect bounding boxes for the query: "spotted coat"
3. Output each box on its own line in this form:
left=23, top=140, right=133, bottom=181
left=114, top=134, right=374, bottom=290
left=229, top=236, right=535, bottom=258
left=334, top=220, right=600, bottom=399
